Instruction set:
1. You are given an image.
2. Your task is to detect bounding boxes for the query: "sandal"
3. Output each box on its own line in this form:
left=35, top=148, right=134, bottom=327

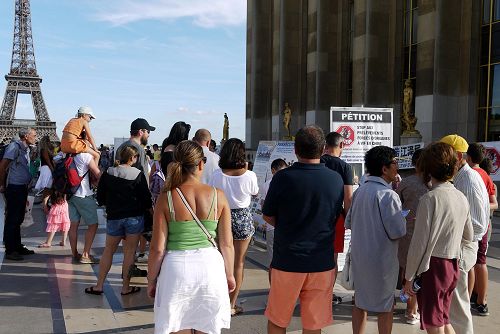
left=231, top=305, right=243, bottom=316
left=84, top=286, right=103, bottom=295
left=38, top=243, right=51, bottom=248
left=121, top=286, right=141, bottom=296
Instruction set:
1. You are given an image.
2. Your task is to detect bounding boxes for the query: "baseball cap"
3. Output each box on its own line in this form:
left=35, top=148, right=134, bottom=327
left=440, top=134, right=469, bottom=153
left=131, top=118, right=156, bottom=132
left=77, top=106, right=95, bottom=119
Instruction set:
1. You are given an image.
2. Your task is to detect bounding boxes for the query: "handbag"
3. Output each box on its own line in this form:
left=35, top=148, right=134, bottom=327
left=339, top=244, right=354, bottom=290
left=175, top=188, right=218, bottom=249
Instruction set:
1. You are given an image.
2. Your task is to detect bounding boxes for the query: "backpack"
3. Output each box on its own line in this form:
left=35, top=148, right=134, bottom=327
left=150, top=161, right=165, bottom=197
left=52, top=154, right=89, bottom=195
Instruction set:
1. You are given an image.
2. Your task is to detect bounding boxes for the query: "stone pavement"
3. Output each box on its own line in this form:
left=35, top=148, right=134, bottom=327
left=1, top=196, right=499, bottom=334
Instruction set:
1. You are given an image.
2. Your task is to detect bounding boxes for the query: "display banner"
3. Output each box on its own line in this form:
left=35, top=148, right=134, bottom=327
left=480, top=141, right=500, bottom=181
left=330, top=106, right=393, bottom=185
left=330, top=107, right=393, bottom=271
left=253, top=141, right=277, bottom=191
left=393, top=142, right=424, bottom=169
left=251, top=141, right=297, bottom=242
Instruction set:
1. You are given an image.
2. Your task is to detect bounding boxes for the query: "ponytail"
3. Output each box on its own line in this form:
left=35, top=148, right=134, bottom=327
left=164, top=140, right=204, bottom=191
left=165, top=161, right=184, bottom=190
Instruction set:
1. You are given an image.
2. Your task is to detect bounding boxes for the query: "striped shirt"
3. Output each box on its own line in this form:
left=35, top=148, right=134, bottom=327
left=453, top=163, right=490, bottom=241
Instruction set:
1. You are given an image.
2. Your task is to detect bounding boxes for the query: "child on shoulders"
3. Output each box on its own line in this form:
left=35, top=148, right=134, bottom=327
left=60, top=106, right=100, bottom=164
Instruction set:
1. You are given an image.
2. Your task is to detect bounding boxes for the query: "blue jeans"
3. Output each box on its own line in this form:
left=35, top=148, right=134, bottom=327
left=106, top=216, right=144, bottom=237
left=4, top=184, right=28, bottom=253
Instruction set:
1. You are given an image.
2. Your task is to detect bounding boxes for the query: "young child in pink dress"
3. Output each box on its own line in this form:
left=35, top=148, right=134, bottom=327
left=38, top=191, right=70, bottom=248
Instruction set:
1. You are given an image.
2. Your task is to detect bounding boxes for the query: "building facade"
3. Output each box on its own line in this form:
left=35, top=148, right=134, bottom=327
left=246, top=0, right=500, bottom=150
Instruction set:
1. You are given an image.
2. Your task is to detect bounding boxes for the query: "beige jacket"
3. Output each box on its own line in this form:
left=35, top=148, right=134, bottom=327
left=405, top=182, right=474, bottom=281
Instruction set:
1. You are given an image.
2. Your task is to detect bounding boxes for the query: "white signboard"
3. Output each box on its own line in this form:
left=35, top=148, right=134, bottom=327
left=251, top=141, right=297, bottom=242
left=330, top=107, right=393, bottom=271
left=393, top=142, right=424, bottom=169
left=253, top=141, right=277, bottom=191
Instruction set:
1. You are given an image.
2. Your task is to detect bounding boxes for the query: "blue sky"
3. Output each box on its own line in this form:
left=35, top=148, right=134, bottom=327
left=0, top=0, right=246, bottom=146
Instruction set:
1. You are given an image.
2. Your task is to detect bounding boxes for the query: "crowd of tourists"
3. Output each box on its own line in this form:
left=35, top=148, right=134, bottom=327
left=0, top=106, right=496, bottom=334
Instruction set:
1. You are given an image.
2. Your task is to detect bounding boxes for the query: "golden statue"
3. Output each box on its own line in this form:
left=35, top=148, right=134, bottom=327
left=283, top=102, right=292, bottom=138
left=223, top=113, right=229, bottom=141
left=401, top=79, right=419, bottom=135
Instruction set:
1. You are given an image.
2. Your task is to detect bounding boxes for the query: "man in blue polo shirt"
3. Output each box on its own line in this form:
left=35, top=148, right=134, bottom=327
left=263, top=125, right=344, bottom=334
left=0, top=128, right=37, bottom=261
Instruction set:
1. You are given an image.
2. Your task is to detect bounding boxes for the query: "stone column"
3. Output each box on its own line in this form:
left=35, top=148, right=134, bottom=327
left=246, top=0, right=273, bottom=149
left=415, top=0, right=480, bottom=143
left=352, top=0, right=401, bottom=143
left=305, top=0, right=351, bottom=134
left=271, top=0, right=307, bottom=140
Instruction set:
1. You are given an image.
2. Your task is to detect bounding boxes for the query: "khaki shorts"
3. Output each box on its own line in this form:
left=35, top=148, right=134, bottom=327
left=265, top=268, right=334, bottom=330
left=68, top=195, right=98, bottom=225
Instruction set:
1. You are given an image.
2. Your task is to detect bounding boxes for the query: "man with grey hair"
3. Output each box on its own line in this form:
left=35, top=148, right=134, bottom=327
left=0, top=127, right=37, bottom=261
left=193, top=128, right=219, bottom=184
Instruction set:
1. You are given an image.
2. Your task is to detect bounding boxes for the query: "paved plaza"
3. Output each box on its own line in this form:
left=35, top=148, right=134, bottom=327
left=1, top=196, right=499, bottom=334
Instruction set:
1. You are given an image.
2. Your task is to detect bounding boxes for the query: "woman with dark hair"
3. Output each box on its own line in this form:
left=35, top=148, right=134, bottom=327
left=395, top=149, right=430, bottom=325
left=35, top=135, right=55, bottom=213
left=147, top=140, right=235, bottom=334
left=85, top=145, right=152, bottom=296
left=403, top=142, right=473, bottom=333
left=346, top=146, right=407, bottom=334
left=160, top=121, right=191, bottom=173
left=210, top=138, right=258, bottom=316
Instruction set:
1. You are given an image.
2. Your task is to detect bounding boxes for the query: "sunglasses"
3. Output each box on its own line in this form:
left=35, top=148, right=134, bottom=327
left=142, top=129, right=150, bottom=134
left=201, top=157, right=207, bottom=164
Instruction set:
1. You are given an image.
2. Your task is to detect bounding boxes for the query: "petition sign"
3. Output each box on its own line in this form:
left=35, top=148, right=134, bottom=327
left=330, top=107, right=393, bottom=164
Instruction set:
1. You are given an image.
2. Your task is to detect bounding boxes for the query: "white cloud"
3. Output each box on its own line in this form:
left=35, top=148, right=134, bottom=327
left=93, top=0, right=246, bottom=28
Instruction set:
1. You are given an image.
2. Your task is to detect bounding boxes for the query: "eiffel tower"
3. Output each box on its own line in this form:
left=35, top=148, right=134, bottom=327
left=0, top=0, right=58, bottom=142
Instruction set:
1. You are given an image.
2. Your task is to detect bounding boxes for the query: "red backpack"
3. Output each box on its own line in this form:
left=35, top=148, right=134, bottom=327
left=52, top=154, right=89, bottom=195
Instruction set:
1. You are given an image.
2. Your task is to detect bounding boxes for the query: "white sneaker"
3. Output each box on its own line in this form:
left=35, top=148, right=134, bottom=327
left=136, top=253, right=148, bottom=263
left=405, top=313, right=420, bottom=325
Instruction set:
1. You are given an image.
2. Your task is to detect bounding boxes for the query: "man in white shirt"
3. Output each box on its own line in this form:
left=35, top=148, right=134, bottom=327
left=193, top=129, right=220, bottom=184
left=68, top=152, right=102, bottom=264
left=440, top=134, right=489, bottom=334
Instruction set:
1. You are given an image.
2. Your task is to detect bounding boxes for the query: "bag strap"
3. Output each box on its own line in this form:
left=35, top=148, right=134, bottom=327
left=175, top=188, right=218, bottom=248
left=166, top=190, right=176, bottom=221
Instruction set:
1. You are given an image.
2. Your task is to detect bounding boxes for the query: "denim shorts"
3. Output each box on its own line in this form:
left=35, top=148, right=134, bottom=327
left=107, top=215, right=144, bottom=237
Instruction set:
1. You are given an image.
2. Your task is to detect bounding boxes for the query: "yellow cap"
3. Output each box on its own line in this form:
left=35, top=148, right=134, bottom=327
left=439, top=134, right=469, bottom=153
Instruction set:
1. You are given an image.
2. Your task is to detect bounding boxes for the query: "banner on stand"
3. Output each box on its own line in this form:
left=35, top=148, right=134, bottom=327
left=251, top=141, right=297, bottom=242
left=480, top=141, right=500, bottom=181
left=330, top=107, right=393, bottom=184
left=393, top=142, right=424, bottom=169
left=330, top=107, right=393, bottom=271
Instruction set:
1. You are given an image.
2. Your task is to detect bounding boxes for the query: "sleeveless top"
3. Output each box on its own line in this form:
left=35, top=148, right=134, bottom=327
left=63, top=118, right=85, bottom=137
left=166, top=187, right=218, bottom=250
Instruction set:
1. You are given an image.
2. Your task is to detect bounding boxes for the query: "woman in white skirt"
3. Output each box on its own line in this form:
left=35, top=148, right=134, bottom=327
left=148, top=140, right=235, bottom=334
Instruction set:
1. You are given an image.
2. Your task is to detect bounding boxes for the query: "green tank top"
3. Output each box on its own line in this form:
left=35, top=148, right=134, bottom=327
left=166, top=188, right=218, bottom=250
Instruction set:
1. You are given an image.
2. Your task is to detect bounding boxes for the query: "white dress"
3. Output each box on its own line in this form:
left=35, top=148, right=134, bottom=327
left=154, top=248, right=231, bottom=334
left=35, top=165, right=52, bottom=190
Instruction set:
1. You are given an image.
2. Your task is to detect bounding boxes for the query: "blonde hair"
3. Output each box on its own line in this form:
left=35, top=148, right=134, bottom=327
left=165, top=140, right=204, bottom=190
left=119, top=145, right=138, bottom=164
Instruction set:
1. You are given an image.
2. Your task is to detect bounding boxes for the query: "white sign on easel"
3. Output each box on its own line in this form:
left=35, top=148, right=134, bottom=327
left=330, top=107, right=393, bottom=271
